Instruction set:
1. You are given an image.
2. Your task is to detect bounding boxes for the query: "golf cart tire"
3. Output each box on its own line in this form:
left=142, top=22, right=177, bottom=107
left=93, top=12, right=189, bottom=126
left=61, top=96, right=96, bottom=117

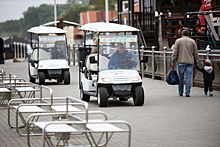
left=80, top=86, right=90, bottom=102
left=98, top=87, right=108, bottom=107
left=64, top=71, right=70, bottom=85
left=29, top=70, right=35, bottom=83
left=38, top=72, right=45, bottom=85
left=133, top=86, right=144, bottom=106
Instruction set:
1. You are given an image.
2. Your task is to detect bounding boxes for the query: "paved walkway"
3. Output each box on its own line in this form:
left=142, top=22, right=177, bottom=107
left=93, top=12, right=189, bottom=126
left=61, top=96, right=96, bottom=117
left=0, top=62, right=220, bottom=147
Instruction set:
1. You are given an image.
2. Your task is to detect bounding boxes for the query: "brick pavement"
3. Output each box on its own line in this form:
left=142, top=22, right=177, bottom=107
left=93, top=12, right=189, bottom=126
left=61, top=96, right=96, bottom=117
left=0, top=62, right=220, bottom=147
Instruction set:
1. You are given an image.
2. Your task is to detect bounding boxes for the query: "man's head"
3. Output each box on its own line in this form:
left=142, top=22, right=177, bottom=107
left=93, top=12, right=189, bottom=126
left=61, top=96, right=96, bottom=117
left=118, top=43, right=126, bottom=54
left=55, top=41, right=60, bottom=47
left=182, top=30, right=189, bottom=36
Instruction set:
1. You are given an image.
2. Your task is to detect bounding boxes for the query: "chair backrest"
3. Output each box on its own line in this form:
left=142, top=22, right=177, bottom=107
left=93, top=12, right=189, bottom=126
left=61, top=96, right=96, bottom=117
left=85, top=54, right=109, bottom=71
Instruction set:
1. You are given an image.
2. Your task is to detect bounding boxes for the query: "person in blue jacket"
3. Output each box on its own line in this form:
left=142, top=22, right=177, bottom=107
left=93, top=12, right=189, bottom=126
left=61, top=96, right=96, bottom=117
left=108, top=43, right=137, bottom=69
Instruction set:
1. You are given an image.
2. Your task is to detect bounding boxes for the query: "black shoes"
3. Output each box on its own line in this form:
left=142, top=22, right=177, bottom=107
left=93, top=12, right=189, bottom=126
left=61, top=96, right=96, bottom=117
left=186, top=95, right=190, bottom=97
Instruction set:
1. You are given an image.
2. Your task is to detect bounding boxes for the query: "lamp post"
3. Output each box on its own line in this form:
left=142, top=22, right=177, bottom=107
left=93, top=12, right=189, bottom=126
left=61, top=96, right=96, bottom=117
left=10, top=36, right=13, bottom=51
left=105, top=0, right=109, bottom=23
left=54, top=0, right=57, bottom=27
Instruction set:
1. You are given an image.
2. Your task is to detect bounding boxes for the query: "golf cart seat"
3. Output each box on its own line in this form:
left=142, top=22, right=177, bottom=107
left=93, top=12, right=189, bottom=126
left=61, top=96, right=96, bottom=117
left=85, top=54, right=109, bottom=71
left=85, top=54, right=109, bottom=81
left=32, top=48, right=51, bottom=61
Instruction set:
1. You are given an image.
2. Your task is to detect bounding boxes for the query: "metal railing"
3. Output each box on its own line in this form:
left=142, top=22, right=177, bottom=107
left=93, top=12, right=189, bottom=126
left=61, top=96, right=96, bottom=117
left=142, top=46, right=220, bottom=89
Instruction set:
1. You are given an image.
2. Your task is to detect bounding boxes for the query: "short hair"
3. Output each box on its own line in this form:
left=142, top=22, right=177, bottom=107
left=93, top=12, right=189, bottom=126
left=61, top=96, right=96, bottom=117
left=182, top=30, right=189, bottom=36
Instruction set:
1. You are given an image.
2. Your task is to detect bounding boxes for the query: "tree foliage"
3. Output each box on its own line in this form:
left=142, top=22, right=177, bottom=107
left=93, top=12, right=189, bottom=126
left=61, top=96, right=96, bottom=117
left=0, top=0, right=117, bottom=38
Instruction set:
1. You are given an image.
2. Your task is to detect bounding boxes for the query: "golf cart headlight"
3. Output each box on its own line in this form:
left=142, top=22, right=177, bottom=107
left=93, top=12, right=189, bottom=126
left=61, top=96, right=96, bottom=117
left=132, top=77, right=140, bottom=81
left=101, top=78, right=111, bottom=82
left=62, top=64, right=68, bottom=68
left=40, top=65, right=47, bottom=68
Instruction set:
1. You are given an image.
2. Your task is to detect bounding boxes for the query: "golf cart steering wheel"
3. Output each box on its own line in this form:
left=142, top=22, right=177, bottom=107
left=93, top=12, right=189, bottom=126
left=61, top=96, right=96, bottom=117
left=116, top=55, right=132, bottom=67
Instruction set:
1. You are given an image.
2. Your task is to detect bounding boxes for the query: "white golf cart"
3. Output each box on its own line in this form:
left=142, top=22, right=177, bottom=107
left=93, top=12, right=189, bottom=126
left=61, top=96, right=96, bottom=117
left=27, top=26, right=70, bottom=85
left=79, top=22, right=147, bottom=107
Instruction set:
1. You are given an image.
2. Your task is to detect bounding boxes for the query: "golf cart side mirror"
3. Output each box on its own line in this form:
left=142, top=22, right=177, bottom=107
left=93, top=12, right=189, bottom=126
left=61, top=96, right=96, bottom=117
left=31, top=60, right=35, bottom=67
left=89, top=56, right=97, bottom=64
left=141, top=55, right=148, bottom=63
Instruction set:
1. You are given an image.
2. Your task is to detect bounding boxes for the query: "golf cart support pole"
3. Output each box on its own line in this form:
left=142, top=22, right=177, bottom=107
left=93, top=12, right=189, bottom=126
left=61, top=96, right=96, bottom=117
left=141, top=46, right=144, bottom=78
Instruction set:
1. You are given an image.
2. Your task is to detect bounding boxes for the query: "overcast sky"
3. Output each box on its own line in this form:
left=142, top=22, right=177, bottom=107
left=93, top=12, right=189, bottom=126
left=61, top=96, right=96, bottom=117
left=0, top=0, right=67, bottom=23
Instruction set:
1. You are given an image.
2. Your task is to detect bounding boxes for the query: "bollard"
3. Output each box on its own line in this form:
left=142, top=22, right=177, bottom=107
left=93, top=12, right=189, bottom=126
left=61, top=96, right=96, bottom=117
left=152, top=46, right=155, bottom=80
left=163, top=46, right=167, bottom=82
left=73, top=43, right=75, bottom=66
left=141, top=46, right=144, bottom=78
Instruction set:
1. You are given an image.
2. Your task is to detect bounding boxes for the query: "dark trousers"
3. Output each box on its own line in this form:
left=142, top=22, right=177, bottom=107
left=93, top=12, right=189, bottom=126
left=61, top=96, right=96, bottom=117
left=204, top=79, right=213, bottom=93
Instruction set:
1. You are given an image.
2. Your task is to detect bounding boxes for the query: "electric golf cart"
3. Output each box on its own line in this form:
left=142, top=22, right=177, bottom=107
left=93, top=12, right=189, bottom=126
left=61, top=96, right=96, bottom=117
left=79, top=22, right=147, bottom=107
left=27, top=26, right=70, bottom=85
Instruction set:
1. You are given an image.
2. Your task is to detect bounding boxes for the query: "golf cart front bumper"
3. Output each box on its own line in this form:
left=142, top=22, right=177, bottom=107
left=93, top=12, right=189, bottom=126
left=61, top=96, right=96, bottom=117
left=47, top=69, right=62, bottom=78
left=112, top=84, right=132, bottom=96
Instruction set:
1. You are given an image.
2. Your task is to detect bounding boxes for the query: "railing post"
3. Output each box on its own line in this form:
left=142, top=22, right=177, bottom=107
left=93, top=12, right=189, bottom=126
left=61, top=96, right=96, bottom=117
left=141, top=46, right=144, bottom=78
left=163, top=46, right=167, bottom=82
left=152, top=46, right=155, bottom=80
left=206, top=45, right=211, bottom=59
left=73, top=43, right=75, bottom=66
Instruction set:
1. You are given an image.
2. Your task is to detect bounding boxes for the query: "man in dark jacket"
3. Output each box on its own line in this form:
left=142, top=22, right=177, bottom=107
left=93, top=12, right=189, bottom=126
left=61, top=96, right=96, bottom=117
left=196, top=59, right=215, bottom=96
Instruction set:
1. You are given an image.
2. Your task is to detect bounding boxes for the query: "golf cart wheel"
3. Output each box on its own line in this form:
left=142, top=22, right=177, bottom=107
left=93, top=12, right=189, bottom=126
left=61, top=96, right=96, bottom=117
left=98, top=87, right=108, bottom=107
left=38, top=72, right=45, bottom=85
left=64, top=71, right=70, bottom=85
left=133, top=86, right=144, bottom=106
left=80, top=85, right=90, bottom=102
left=29, top=70, right=35, bottom=83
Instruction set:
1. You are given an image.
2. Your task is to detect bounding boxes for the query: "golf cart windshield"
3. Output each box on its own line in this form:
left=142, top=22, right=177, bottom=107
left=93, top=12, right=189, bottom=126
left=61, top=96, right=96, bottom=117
left=32, top=35, right=68, bottom=61
left=98, top=35, right=140, bottom=71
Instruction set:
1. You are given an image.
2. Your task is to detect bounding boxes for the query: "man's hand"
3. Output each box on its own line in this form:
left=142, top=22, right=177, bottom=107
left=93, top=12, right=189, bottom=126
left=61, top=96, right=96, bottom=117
left=130, top=58, right=134, bottom=62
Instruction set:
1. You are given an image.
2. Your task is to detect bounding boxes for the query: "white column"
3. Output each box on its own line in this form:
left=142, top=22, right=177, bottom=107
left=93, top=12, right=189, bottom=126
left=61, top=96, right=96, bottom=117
left=20, top=42, right=23, bottom=60
left=14, top=42, right=17, bottom=59
left=23, top=43, right=26, bottom=62
left=17, top=42, right=20, bottom=59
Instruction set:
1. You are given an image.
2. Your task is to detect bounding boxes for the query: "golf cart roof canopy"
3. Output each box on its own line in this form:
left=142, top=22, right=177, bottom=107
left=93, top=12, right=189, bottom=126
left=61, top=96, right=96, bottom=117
left=79, top=22, right=140, bottom=33
left=27, top=26, right=66, bottom=34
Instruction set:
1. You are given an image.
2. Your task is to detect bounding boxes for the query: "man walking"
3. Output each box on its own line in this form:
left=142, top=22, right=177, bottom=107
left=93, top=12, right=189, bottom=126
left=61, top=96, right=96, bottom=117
left=171, top=30, right=199, bottom=97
